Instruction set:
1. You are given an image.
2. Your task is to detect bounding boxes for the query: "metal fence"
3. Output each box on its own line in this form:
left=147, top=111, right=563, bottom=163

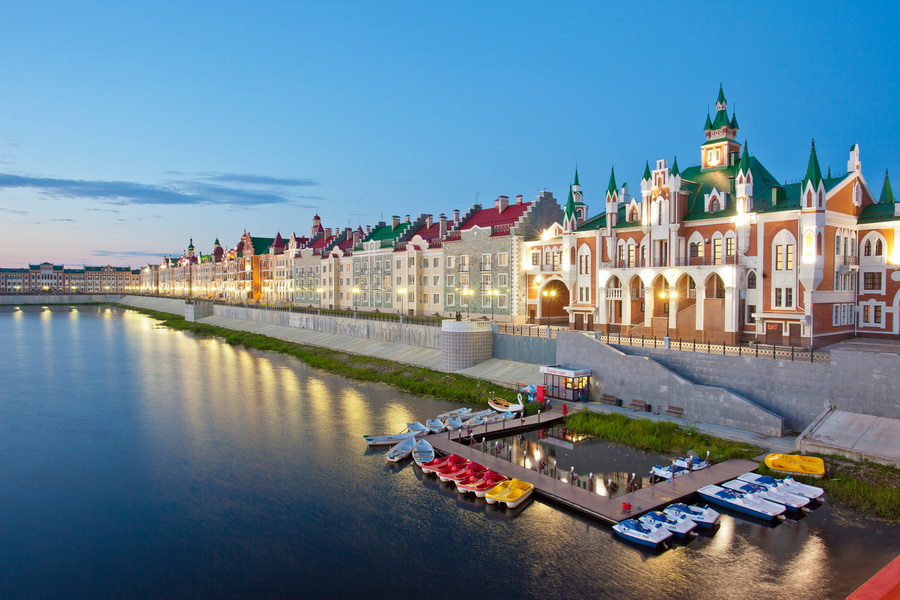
left=207, top=299, right=444, bottom=327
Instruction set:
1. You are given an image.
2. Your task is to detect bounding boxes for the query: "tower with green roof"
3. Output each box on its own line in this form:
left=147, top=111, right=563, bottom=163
left=701, top=85, right=742, bottom=171
left=879, top=170, right=894, bottom=205
left=563, top=168, right=586, bottom=233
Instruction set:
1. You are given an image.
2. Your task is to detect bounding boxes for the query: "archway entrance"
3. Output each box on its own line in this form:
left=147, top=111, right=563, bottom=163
left=538, top=279, right=569, bottom=325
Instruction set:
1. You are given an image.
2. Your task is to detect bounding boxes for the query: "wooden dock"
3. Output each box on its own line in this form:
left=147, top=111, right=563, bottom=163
left=428, top=408, right=758, bottom=524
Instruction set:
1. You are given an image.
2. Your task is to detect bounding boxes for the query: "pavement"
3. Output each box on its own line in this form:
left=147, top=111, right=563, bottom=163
left=196, top=313, right=900, bottom=464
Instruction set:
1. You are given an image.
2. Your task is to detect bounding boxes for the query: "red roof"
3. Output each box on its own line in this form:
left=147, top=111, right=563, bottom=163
left=458, top=202, right=530, bottom=233
left=410, top=218, right=457, bottom=241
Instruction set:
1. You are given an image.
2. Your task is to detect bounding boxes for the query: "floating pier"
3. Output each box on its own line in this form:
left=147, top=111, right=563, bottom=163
left=427, top=406, right=759, bottom=524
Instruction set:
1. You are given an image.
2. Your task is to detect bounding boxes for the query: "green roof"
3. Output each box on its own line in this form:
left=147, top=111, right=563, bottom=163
left=802, top=141, right=823, bottom=189
left=879, top=170, right=894, bottom=204
left=642, top=161, right=651, bottom=181
left=249, top=236, right=275, bottom=255
left=716, top=84, right=726, bottom=106
left=738, top=142, right=751, bottom=174
left=671, top=157, right=680, bottom=177
left=573, top=168, right=580, bottom=187
left=711, top=108, right=730, bottom=129
left=363, top=221, right=411, bottom=243
left=575, top=211, right=606, bottom=231
left=606, top=167, right=617, bottom=197
left=858, top=202, right=900, bottom=224
left=703, top=113, right=712, bottom=131
left=564, top=189, right=576, bottom=221
left=730, top=112, right=739, bottom=129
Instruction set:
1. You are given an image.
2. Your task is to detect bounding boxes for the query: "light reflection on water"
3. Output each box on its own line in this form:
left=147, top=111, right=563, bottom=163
left=0, top=306, right=896, bottom=600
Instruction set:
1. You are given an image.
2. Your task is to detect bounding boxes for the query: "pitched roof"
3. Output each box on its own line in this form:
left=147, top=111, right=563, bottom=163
left=457, top=201, right=531, bottom=232
left=363, top=221, right=412, bottom=243
left=802, top=141, right=823, bottom=189
left=606, top=167, right=617, bottom=196
left=879, top=170, right=894, bottom=204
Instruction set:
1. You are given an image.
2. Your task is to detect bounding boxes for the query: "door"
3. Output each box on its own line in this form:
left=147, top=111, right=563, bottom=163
left=765, top=322, right=783, bottom=346
left=788, top=323, right=801, bottom=347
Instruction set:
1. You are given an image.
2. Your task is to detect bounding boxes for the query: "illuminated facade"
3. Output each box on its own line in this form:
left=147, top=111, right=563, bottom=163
left=524, top=88, right=899, bottom=347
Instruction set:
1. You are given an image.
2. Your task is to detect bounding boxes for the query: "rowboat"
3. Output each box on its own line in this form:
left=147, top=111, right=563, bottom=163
left=721, top=479, right=809, bottom=511
left=674, top=453, right=710, bottom=472
left=406, top=422, right=429, bottom=437
left=385, top=436, right=417, bottom=462
left=663, top=503, right=720, bottom=528
left=697, top=484, right=786, bottom=521
left=484, top=478, right=534, bottom=508
left=435, top=408, right=472, bottom=419
left=612, top=518, right=672, bottom=549
left=488, top=397, right=524, bottom=413
left=444, top=416, right=464, bottom=430
left=639, top=511, right=697, bottom=538
left=764, top=453, right=825, bottom=478
left=420, top=453, right=467, bottom=475
left=425, top=419, right=445, bottom=434
left=459, top=409, right=495, bottom=421
left=363, top=431, right=417, bottom=447
left=412, top=439, right=435, bottom=467
left=737, top=472, right=824, bottom=500
left=650, top=464, right=689, bottom=480
left=456, top=470, right=508, bottom=497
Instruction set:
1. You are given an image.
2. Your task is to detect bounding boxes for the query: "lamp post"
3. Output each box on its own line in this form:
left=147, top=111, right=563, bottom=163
left=315, top=287, right=324, bottom=313
left=397, top=288, right=407, bottom=319
left=352, top=287, right=360, bottom=316
left=462, top=288, right=474, bottom=319
left=659, top=289, right=678, bottom=348
left=488, top=288, right=499, bottom=321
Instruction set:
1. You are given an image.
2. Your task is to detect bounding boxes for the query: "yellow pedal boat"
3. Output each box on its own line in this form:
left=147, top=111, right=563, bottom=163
left=764, top=453, right=825, bottom=478
left=484, top=478, right=534, bottom=508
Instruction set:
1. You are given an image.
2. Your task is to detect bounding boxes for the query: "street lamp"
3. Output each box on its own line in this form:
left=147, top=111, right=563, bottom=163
left=462, top=288, right=474, bottom=318
left=315, top=287, right=324, bottom=312
left=352, top=287, right=361, bottom=314
left=397, top=288, right=407, bottom=316
left=659, top=289, right=678, bottom=346
left=488, top=289, right=499, bottom=321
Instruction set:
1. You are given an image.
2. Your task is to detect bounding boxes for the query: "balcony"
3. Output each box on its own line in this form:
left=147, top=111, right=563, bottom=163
left=673, top=255, right=738, bottom=267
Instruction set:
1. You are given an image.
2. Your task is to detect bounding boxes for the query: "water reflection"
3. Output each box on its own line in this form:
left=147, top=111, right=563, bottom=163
left=0, top=306, right=896, bottom=600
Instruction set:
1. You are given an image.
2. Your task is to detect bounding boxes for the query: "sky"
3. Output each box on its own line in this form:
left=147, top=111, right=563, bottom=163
left=1, top=1, right=898, bottom=268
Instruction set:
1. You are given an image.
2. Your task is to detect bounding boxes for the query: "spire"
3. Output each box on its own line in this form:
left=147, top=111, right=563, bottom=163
left=565, top=189, right=576, bottom=220
left=642, top=161, right=651, bottom=181
left=716, top=84, right=726, bottom=109
left=671, top=157, right=680, bottom=177
left=214, top=237, right=220, bottom=246
left=738, top=141, right=751, bottom=174
left=606, top=167, right=617, bottom=197
left=573, top=168, right=580, bottom=187
left=703, top=112, right=712, bottom=131
left=880, top=170, right=895, bottom=204
left=803, top=139, right=823, bottom=189
left=730, top=111, right=739, bottom=129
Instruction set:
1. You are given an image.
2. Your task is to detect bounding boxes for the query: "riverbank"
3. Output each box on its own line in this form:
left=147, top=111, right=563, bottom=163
left=121, top=303, right=900, bottom=522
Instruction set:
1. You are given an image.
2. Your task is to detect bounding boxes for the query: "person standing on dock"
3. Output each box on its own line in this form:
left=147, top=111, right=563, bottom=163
left=562, top=404, right=568, bottom=416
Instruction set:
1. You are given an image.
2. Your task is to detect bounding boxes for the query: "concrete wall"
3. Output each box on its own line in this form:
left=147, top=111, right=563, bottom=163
left=118, top=296, right=187, bottom=315
left=556, top=332, right=786, bottom=436
left=493, top=332, right=557, bottom=365
left=614, top=344, right=900, bottom=432
left=213, top=304, right=442, bottom=349
left=0, top=294, right=121, bottom=305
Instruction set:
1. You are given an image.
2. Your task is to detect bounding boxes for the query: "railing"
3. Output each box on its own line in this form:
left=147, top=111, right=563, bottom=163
left=838, top=255, right=859, bottom=266
left=674, top=255, right=738, bottom=267
left=209, top=299, right=444, bottom=327
left=495, top=324, right=561, bottom=338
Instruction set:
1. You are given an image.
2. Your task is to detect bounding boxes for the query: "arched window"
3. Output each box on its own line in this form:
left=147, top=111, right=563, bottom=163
left=710, top=198, right=720, bottom=212
left=806, top=190, right=813, bottom=207
left=689, top=242, right=699, bottom=258
left=629, top=208, right=638, bottom=222
left=864, top=240, right=872, bottom=256
left=747, top=271, right=757, bottom=289
left=875, top=239, right=883, bottom=256
left=817, top=232, right=823, bottom=255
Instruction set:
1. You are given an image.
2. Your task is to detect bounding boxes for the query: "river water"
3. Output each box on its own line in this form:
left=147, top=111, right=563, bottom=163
left=1, top=306, right=897, bottom=599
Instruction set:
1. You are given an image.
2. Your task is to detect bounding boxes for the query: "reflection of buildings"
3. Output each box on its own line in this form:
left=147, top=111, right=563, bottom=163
left=0, top=262, right=139, bottom=294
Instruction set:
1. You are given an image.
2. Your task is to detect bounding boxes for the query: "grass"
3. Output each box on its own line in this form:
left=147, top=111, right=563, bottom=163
left=757, top=456, right=900, bottom=521
left=117, top=305, right=517, bottom=406
left=563, top=409, right=764, bottom=462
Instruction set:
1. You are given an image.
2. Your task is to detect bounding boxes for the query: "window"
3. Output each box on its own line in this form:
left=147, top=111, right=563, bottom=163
left=785, top=245, right=794, bottom=270
left=628, top=244, right=635, bottom=267
left=482, top=274, right=492, bottom=287
left=421, top=276, right=428, bottom=286
left=836, top=235, right=841, bottom=255
left=422, top=258, right=429, bottom=268
left=498, top=295, right=508, bottom=308
left=433, top=276, right=440, bottom=287
left=446, top=274, right=455, bottom=287
left=833, top=305, right=840, bottom=326
left=875, top=240, right=884, bottom=256
left=385, top=260, right=391, bottom=271
left=497, top=253, right=508, bottom=267
left=710, top=198, right=720, bottom=212
left=875, top=305, right=883, bottom=324
left=433, top=258, right=439, bottom=268
left=618, top=245, right=625, bottom=262
left=748, top=272, right=757, bottom=289
left=713, top=239, right=722, bottom=265
left=460, top=273, right=469, bottom=287
left=775, top=288, right=783, bottom=307
left=689, top=242, right=699, bottom=258
left=446, top=293, right=456, bottom=306
left=396, top=259, right=401, bottom=269
left=531, top=252, right=540, bottom=266
left=482, top=253, right=492, bottom=270
left=775, top=245, right=783, bottom=270
left=863, top=272, right=882, bottom=291
left=785, top=288, right=793, bottom=307
left=726, top=237, right=735, bottom=257
left=498, top=273, right=508, bottom=287
left=447, top=256, right=455, bottom=268
left=747, top=305, right=756, bottom=324
left=408, top=257, right=415, bottom=267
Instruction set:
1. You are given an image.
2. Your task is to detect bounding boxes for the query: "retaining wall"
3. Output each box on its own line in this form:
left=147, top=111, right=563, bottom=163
left=614, top=344, right=900, bottom=432
left=493, top=333, right=557, bottom=366
left=556, top=332, right=786, bottom=437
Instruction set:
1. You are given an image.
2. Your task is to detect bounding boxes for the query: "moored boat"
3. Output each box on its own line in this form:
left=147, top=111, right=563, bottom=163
left=639, top=511, right=697, bottom=538
left=406, top=422, right=429, bottom=437
left=363, top=431, right=417, bottom=447
left=484, top=478, right=534, bottom=508
left=612, top=518, right=672, bottom=549
left=443, top=462, right=487, bottom=483
left=385, top=436, right=417, bottom=462
left=425, top=419, right=445, bottom=434
left=736, top=472, right=824, bottom=501
left=663, top=503, right=720, bottom=528
left=487, top=397, right=524, bottom=413
left=420, top=453, right=466, bottom=475
left=412, top=438, right=435, bottom=467
left=674, top=453, right=710, bottom=472
left=456, top=470, right=508, bottom=497
left=435, top=408, right=472, bottom=419
left=721, top=480, right=809, bottom=511
left=697, top=484, right=786, bottom=521
left=444, top=416, right=464, bottom=430
left=764, top=453, right=825, bottom=478
left=650, top=463, right=689, bottom=480
left=458, top=409, right=494, bottom=421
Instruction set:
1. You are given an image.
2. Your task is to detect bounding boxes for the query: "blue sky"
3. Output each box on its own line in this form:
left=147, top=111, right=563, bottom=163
left=1, top=1, right=898, bottom=267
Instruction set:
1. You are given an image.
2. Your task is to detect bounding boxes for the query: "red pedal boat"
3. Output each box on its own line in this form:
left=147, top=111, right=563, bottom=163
left=420, top=453, right=466, bottom=475
left=456, top=470, right=508, bottom=497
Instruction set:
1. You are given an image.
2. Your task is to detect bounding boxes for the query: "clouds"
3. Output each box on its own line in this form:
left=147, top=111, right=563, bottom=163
left=0, top=171, right=323, bottom=207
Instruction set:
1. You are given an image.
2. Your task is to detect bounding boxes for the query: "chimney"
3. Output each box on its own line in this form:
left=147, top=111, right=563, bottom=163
left=353, top=229, right=361, bottom=245
left=425, top=214, right=433, bottom=228
left=325, top=228, right=333, bottom=239
left=496, top=195, right=509, bottom=212
left=366, top=225, right=372, bottom=235
left=439, top=214, right=447, bottom=237
left=454, top=209, right=460, bottom=222
left=392, top=215, right=401, bottom=229
left=405, top=214, right=410, bottom=223
left=516, top=194, right=523, bottom=204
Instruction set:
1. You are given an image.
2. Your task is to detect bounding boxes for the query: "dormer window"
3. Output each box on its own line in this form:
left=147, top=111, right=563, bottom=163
left=710, top=198, right=720, bottom=212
